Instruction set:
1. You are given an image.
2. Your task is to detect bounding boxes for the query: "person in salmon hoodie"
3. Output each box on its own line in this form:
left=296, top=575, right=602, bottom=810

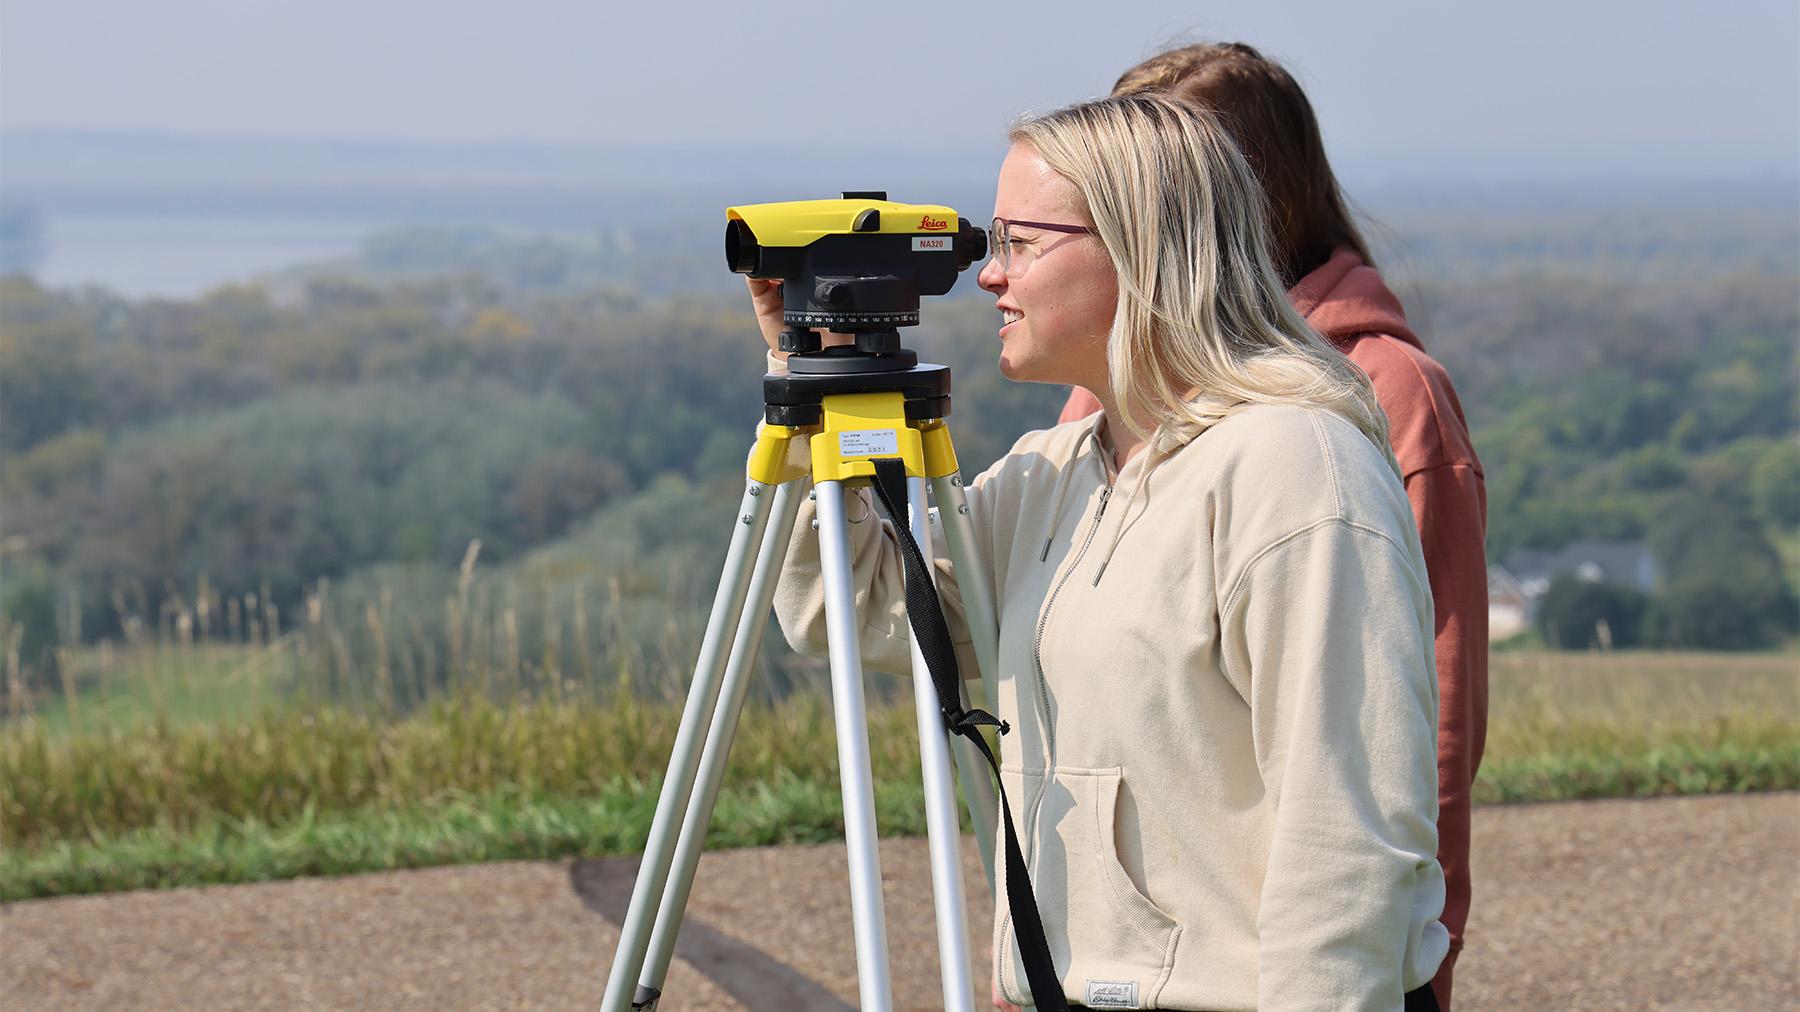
left=1055, top=43, right=1487, bottom=1009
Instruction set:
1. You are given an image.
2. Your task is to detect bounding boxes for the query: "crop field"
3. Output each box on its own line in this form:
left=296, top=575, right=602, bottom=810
left=1476, top=650, right=1797, bottom=802
left=2, top=643, right=1795, bottom=902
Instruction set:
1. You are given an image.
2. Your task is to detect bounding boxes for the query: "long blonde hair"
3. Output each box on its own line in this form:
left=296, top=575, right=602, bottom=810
left=1010, top=94, right=1389, bottom=450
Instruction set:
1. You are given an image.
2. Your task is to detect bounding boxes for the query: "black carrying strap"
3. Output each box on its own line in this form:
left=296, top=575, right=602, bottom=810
left=865, top=458, right=1069, bottom=1012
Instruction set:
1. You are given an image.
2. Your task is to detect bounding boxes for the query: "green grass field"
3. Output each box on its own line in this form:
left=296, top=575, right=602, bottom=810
left=3, top=648, right=1795, bottom=901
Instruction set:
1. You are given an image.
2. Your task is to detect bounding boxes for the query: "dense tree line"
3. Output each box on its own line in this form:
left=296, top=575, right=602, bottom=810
left=1, top=245, right=1795, bottom=665
left=0, top=273, right=1060, bottom=659
left=1427, top=271, right=1798, bottom=557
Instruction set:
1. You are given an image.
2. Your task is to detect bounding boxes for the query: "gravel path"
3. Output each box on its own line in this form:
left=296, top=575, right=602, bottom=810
left=4, top=792, right=1795, bottom=1010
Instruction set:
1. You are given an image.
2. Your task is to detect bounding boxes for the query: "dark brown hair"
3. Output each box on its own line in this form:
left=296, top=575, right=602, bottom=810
left=1113, top=42, right=1372, bottom=285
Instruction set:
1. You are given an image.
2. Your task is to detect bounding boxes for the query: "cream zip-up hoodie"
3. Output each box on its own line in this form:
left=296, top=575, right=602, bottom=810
left=773, top=402, right=1450, bottom=1011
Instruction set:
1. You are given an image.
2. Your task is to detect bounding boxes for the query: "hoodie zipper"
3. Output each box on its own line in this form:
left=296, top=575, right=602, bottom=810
left=1030, top=441, right=1115, bottom=760
left=1000, top=438, right=1115, bottom=989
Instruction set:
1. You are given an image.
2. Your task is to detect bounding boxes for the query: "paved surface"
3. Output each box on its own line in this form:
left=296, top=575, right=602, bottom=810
left=3, top=793, right=1796, bottom=1010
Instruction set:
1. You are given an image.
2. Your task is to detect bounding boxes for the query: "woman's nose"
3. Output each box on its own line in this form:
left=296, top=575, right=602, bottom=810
left=977, top=255, right=1005, bottom=293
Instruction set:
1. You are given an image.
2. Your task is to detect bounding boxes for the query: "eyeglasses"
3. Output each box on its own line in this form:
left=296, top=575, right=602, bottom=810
left=988, top=217, right=1096, bottom=277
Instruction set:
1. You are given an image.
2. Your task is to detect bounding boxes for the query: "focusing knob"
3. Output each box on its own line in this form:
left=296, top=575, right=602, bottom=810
left=779, top=328, right=822, bottom=354
left=816, top=280, right=851, bottom=308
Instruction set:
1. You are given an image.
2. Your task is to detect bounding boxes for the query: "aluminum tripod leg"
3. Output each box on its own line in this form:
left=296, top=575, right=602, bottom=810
left=931, top=474, right=1002, bottom=744
left=903, top=475, right=976, bottom=1011
left=931, top=472, right=1002, bottom=895
left=598, top=481, right=777, bottom=1012
left=632, top=479, right=804, bottom=1007
left=813, top=479, right=895, bottom=1011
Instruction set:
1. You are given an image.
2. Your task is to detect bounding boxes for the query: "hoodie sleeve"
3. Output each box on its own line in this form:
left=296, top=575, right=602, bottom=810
left=1343, top=332, right=1489, bottom=996
left=1220, top=518, right=1450, bottom=1011
left=1404, top=461, right=1488, bottom=966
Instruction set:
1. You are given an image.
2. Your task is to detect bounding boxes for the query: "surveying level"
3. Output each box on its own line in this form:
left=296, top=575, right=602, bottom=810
left=598, top=195, right=1067, bottom=1012
left=727, top=192, right=986, bottom=353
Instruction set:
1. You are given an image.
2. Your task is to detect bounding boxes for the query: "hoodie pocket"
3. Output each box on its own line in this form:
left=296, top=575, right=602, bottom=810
left=996, top=765, right=1180, bottom=1009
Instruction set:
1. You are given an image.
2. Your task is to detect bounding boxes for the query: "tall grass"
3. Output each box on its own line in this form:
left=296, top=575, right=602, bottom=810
left=2, top=692, right=926, bottom=851
left=3, top=567, right=1796, bottom=901
left=3, top=542, right=771, bottom=739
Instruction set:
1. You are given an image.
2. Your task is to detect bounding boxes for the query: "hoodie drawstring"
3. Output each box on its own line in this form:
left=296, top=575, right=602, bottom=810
left=1089, top=421, right=1204, bottom=585
left=1037, top=417, right=1106, bottom=562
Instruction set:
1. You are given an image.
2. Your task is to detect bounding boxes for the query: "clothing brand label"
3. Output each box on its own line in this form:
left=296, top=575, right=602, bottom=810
left=917, top=214, right=949, bottom=231
left=839, top=429, right=899, bottom=457
left=911, top=236, right=951, bottom=252
left=1084, top=979, right=1141, bottom=1009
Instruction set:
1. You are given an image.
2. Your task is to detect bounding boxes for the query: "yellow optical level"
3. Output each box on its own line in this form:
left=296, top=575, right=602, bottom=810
left=726, top=196, right=961, bottom=249
left=724, top=190, right=987, bottom=345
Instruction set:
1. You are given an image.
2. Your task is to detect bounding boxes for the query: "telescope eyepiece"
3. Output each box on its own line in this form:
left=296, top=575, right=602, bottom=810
left=958, top=219, right=987, bottom=271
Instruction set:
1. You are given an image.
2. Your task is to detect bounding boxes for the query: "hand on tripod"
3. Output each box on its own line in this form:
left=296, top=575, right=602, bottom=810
left=746, top=278, right=856, bottom=361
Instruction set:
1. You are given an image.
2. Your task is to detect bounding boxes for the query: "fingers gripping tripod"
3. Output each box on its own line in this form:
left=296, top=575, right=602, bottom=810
left=598, top=353, right=1009, bottom=1012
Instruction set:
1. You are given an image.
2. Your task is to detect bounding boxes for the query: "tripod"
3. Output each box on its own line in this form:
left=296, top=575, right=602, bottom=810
left=598, top=345, right=1007, bottom=1012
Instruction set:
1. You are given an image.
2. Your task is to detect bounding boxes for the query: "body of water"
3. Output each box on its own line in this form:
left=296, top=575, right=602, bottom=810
left=29, top=216, right=373, bottom=299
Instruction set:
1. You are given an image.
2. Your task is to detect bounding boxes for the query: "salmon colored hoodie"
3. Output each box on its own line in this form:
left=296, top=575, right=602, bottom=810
left=1058, top=248, right=1487, bottom=1003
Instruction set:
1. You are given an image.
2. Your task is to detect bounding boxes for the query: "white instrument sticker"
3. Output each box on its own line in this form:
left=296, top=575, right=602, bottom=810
left=912, top=236, right=952, bottom=252
left=839, top=429, right=899, bottom=457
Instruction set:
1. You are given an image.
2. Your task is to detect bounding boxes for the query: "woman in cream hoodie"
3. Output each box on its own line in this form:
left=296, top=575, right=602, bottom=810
left=1060, top=45, right=1486, bottom=1010
left=751, top=95, right=1448, bottom=1011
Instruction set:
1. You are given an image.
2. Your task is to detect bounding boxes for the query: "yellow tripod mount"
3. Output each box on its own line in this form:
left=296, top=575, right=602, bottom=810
left=747, top=399, right=961, bottom=488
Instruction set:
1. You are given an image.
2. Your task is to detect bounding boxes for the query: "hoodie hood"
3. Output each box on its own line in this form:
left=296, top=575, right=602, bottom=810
left=1056, top=248, right=1425, bottom=427
left=1288, top=248, right=1423, bottom=351
left=1055, top=247, right=1433, bottom=579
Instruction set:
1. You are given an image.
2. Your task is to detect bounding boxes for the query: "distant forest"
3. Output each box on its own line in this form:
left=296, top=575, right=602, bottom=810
left=1, top=201, right=1796, bottom=681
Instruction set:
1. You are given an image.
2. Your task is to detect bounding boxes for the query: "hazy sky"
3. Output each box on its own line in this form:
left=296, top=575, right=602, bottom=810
left=3, top=0, right=1797, bottom=180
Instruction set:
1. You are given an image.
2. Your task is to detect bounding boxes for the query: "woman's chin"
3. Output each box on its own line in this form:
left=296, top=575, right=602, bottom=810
left=997, top=356, right=1061, bottom=385
left=997, top=353, right=1026, bottom=382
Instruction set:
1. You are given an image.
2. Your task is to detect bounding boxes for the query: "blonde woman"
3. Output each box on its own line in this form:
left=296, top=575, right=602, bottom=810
left=751, top=95, right=1448, bottom=1011
left=1061, top=47, right=1488, bottom=1008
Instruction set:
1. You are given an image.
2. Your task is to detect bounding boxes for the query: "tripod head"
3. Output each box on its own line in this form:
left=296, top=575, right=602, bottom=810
left=725, top=192, right=987, bottom=357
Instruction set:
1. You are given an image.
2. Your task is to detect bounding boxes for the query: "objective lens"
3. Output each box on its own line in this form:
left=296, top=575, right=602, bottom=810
left=725, top=219, right=760, bottom=274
